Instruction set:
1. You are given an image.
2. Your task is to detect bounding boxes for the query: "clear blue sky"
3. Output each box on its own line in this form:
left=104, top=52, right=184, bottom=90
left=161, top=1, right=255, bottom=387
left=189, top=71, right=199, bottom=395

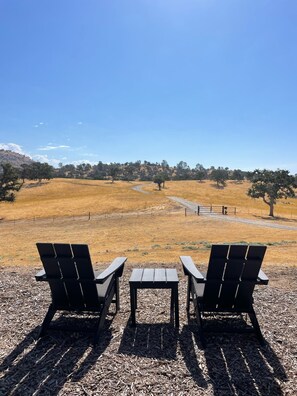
left=1, top=0, right=297, bottom=173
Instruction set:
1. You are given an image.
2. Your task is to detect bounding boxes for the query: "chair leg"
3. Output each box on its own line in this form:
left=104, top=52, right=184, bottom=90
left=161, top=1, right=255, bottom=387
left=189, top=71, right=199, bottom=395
left=186, top=277, right=191, bottom=312
left=248, top=310, right=265, bottom=345
left=94, top=305, right=108, bottom=344
left=194, top=300, right=206, bottom=348
left=39, top=304, right=56, bottom=338
left=94, top=287, right=116, bottom=344
left=190, top=292, right=206, bottom=347
left=115, top=277, right=120, bottom=312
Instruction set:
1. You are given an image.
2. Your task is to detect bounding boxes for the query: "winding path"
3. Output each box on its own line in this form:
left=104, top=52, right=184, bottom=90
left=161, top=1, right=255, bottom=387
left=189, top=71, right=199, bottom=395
left=168, top=196, right=297, bottom=231
left=131, top=185, right=297, bottom=231
left=132, top=184, right=150, bottom=194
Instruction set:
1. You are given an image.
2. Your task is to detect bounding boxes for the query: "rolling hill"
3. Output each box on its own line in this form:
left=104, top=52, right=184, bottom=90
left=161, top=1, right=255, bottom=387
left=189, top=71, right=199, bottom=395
left=0, top=149, right=34, bottom=168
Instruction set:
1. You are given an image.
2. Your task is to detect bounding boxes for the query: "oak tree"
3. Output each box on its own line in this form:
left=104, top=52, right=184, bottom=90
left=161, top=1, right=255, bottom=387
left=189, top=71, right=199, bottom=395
left=153, top=173, right=165, bottom=191
left=247, top=169, right=296, bottom=217
left=0, top=163, right=22, bottom=202
left=210, top=167, right=229, bottom=187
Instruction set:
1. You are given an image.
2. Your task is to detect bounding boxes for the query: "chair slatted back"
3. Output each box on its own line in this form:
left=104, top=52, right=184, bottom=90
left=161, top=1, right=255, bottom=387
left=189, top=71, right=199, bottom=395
left=37, top=243, right=99, bottom=310
left=72, top=244, right=101, bottom=309
left=203, top=245, right=266, bottom=311
left=218, top=245, right=247, bottom=310
left=203, top=245, right=229, bottom=309
left=235, top=245, right=266, bottom=310
left=37, top=243, right=69, bottom=308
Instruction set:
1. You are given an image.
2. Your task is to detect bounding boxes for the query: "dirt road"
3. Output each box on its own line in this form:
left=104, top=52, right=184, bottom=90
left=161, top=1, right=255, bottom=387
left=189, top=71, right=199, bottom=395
left=131, top=186, right=297, bottom=231
left=168, top=196, right=297, bottom=231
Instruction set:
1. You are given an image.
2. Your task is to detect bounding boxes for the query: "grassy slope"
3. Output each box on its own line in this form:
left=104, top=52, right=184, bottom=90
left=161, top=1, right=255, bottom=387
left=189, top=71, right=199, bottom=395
left=0, top=179, right=296, bottom=267
left=0, top=179, right=171, bottom=220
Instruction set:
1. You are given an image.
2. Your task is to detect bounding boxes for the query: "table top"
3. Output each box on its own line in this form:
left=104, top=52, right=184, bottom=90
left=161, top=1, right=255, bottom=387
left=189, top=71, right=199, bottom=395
left=129, top=268, right=178, bottom=284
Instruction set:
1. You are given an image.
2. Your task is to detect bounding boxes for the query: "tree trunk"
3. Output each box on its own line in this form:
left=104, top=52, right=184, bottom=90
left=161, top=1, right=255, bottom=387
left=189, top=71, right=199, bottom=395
left=269, top=202, right=274, bottom=217
left=263, top=197, right=275, bottom=217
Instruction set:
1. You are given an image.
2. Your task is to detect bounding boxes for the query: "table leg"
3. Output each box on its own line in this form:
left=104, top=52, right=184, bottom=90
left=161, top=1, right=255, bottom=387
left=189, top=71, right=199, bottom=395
left=170, top=287, right=174, bottom=325
left=134, top=288, right=137, bottom=310
left=130, top=285, right=136, bottom=326
left=174, top=284, right=179, bottom=328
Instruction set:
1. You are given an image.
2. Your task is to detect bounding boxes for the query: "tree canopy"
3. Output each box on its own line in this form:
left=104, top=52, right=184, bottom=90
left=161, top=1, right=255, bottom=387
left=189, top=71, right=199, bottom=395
left=195, top=163, right=207, bottom=182
left=0, top=163, right=22, bottom=202
left=231, top=169, right=245, bottom=183
left=153, top=173, right=166, bottom=191
left=109, top=163, right=120, bottom=183
left=20, top=162, right=54, bottom=182
left=210, top=167, right=229, bottom=187
left=247, top=169, right=296, bottom=217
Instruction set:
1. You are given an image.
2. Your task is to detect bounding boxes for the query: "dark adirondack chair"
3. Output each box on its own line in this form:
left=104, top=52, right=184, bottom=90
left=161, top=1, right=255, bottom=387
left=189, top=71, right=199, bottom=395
left=35, top=243, right=127, bottom=343
left=180, top=244, right=269, bottom=346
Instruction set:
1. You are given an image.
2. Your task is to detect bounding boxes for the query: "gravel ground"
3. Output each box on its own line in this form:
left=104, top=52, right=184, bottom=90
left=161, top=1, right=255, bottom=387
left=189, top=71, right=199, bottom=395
left=0, top=264, right=296, bottom=396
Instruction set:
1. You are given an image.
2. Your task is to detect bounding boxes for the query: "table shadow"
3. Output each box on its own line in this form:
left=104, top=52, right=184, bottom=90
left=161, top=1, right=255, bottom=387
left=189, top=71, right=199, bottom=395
left=118, top=322, right=178, bottom=360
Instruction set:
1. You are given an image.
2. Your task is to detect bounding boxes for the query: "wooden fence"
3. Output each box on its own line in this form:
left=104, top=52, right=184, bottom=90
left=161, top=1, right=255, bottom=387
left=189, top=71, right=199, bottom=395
left=184, top=205, right=237, bottom=216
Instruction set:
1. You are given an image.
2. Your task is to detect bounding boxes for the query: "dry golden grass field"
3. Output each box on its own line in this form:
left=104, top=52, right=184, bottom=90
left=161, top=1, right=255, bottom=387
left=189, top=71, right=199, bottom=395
left=0, top=178, right=297, bottom=267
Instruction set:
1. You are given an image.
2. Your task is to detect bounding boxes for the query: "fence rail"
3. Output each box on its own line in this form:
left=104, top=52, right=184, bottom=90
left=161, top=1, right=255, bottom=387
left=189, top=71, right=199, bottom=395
left=0, top=210, right=169, bottom=226
left=1, top=205, right=297, bottom=226
left=198, top=205, right=236, bottom=215
left=184, top=205, right=236, bottom=216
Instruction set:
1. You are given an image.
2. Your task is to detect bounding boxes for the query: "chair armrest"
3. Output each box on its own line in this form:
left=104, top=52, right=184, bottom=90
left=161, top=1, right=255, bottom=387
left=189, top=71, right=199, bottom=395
left=257, top=269, right=269, bottom=285
left=35, top=269, right=47, bottom=281
left=95, top=257, right=127, bottom=283
left=180, top=256, right=205, bottom=283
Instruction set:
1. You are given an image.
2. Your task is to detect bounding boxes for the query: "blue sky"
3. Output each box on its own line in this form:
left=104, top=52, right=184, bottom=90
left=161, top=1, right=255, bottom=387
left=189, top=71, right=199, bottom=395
left=0, top=0, right=297, bottom=172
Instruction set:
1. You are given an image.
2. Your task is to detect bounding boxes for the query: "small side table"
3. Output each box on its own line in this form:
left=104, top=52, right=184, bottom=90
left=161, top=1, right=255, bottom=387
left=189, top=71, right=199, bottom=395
left=129, top=268, right=179, bottom=328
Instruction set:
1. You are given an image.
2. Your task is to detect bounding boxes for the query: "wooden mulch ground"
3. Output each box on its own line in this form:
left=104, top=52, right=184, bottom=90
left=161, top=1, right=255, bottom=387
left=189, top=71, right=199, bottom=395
left=0, top=264, right=296, bottom=395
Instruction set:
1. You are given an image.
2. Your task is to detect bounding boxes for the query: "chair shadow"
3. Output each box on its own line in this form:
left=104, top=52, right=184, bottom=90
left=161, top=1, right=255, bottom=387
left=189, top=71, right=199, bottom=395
left=180, top=320, right=288, bottom=396
left=118, top=322, right=178, bottom=360
left=178, top=325, right=209, bottom=389
left=0, top=317, right=113, bottom=395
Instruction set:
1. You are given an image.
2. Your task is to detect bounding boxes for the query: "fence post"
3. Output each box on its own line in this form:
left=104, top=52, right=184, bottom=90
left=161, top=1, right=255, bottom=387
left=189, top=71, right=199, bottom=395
left=210, top=205, right=212, bottom=213
left=197, top=206, right=200, bottom=216
left=88, top=212, right=91, bottom=220
left=221, top=206, right=228, bottom=215
left=185, top=208, right=187, bottom=216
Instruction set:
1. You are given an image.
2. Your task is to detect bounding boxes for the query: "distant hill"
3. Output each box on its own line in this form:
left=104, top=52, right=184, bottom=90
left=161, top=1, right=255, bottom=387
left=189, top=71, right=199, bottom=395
left=0, top=150, right=34, bottom=168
